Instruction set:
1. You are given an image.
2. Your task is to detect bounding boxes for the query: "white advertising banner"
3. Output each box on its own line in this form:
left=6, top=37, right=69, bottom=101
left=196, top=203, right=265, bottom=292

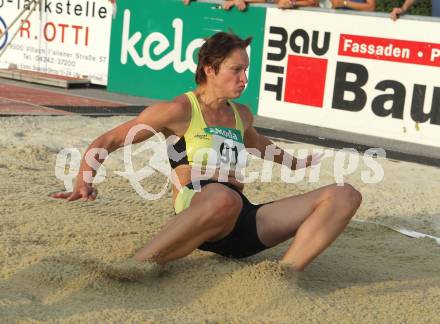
left=0, top=0, right=113, bottom=85
left=259, top=9, right=440, bottom=147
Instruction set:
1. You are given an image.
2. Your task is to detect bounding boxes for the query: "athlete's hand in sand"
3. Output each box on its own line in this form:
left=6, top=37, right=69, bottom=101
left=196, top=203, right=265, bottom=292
left=51, top=184, right=98, bottom=202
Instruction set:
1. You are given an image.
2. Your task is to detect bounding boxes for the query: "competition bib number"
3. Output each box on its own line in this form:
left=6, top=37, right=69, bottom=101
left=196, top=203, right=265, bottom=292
left=204, top=126, right=245, bottom=170
left=220, top=141, right=239, bottom=164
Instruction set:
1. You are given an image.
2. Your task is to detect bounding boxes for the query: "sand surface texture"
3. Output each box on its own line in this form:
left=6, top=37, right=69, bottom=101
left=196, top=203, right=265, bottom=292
left=1, top=116, right=439, bottom=323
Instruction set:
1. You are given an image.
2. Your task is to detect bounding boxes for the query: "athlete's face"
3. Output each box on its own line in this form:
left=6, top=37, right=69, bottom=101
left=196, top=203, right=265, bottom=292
left=206, top=48, right=249, bottom=99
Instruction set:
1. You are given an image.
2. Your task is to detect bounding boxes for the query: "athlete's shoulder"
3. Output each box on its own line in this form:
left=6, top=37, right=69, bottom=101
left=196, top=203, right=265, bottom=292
left=145, top=94, right=190, bottom=116
left=136, top=94, right=191, bottom=128
left=230, top=101, right=254, bottom=129
left=168, top=94, right=192, bottom=117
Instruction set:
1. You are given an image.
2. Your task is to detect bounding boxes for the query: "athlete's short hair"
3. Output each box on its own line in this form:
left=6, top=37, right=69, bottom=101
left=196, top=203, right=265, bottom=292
left=195, top=32, right=252, bottom=85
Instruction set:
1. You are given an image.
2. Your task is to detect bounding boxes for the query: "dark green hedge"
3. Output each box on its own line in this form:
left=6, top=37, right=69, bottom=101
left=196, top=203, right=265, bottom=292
left=376, top=0, right=431, bottom=16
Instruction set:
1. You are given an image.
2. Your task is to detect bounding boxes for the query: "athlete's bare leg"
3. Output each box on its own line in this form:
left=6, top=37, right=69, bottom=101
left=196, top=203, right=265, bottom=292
left=133, top=183, right=242, bottom=264
left=255, top=183, right=362, bottom=271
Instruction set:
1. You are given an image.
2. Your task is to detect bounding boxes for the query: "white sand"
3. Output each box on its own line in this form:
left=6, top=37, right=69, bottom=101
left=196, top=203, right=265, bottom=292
left=1, top=115, right=439, bottom=323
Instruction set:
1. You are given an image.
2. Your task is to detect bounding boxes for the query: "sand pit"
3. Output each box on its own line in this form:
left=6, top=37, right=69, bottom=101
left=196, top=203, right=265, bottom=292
left=1, top=115, right=439, bottom=322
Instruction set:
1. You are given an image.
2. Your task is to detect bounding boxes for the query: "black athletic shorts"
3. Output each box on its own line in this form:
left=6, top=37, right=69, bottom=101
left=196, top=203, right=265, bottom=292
left=186, top=180, right=270, bottom=259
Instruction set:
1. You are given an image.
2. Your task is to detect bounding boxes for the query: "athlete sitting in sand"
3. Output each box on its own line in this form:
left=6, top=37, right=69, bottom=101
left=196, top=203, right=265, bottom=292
left=51, top=32, right=362, bottom=271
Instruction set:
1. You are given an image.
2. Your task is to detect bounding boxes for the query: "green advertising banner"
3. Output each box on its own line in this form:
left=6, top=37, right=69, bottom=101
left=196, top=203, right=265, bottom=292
left=108, top=0, right=265, bottom=114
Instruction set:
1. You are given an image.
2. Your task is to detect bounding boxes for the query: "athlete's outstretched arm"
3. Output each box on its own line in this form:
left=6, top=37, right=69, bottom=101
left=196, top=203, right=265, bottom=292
left=242, top=107, right=322, bottom=169
left=51, top=101, right=188, bottom=201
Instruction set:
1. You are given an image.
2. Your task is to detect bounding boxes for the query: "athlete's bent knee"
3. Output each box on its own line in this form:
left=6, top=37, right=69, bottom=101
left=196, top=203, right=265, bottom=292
left=324, top=183, right=362, bottom=213
left=331, top=183, right=362, bottom=215
left=341, top=183, right=362, bottom=210
left=199, top=188, right=242, bottom=229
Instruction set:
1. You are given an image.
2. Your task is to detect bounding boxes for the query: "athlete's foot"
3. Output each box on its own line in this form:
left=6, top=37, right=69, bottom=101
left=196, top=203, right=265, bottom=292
left=279, top=259, right=305, bottom=272
left=133, top=249, right=168, bottom=265
left=100, top=259, right=161, bottom=281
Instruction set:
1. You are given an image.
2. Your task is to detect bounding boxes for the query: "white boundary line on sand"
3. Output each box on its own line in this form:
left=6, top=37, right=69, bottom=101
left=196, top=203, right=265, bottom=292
left=353, top=219, right=440, bottom=245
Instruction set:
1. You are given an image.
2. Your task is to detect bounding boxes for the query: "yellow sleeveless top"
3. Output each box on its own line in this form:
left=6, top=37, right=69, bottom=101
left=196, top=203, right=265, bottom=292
left=168, top=91, right=246, bottom=171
